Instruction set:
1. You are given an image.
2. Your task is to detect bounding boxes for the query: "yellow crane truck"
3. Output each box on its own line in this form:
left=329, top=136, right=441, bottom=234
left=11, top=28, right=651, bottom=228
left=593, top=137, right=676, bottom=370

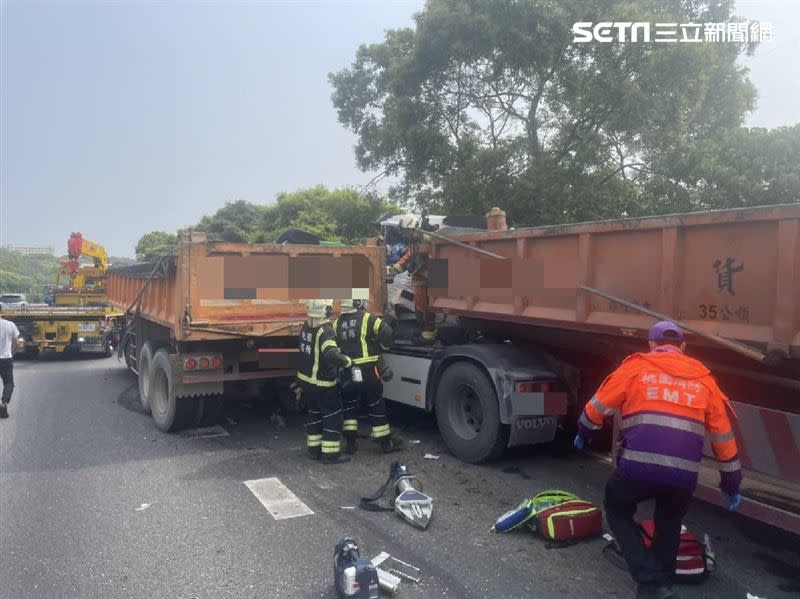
left=7, top=233, right=124, bottom=357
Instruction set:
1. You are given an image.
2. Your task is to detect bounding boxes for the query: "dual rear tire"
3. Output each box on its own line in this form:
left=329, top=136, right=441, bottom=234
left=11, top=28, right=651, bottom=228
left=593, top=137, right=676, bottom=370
left=137, top=344, right=222, bottom=431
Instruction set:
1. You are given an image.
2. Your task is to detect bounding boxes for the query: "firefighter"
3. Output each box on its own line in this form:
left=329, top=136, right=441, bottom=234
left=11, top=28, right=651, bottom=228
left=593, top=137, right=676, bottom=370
left=296, top=299, right=353, bottom=464
left=574, top=321, right=742, bottom=599
left=333, top=298, right=399, bottom=454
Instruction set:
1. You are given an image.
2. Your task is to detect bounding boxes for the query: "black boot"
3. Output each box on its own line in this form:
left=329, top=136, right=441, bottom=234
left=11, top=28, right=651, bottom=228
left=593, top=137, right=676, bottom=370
left=321, top=453, right=351, bottom=464
left=344, top=434, right=358, bottom=455
left=380, top=436, right=404, bottom=453
left=0, top=402, right=8, bottom=419
left=307, top=447, right=321, bottom=460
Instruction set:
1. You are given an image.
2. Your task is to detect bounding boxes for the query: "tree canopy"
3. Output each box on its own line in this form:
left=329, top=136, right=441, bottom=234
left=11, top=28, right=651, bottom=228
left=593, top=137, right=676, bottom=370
left=330, top=0, right=798, bottom=224
left=0, top=250, right=135, bottom=301
left=135, top=231, right=178, bottom=262
left=134, top=186, right=398, bottom=257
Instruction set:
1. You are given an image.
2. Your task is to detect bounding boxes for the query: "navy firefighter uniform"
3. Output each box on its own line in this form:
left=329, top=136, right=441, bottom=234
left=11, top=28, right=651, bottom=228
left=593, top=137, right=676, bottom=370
left=333, top=299, right=398, bottom=454
left=297, top=299, right=353, bottom=464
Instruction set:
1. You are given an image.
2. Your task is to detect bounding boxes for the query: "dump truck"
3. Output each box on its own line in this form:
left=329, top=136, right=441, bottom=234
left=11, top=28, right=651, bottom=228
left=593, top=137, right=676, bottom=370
left=106, top=231, right=385, bottom=432
left=379, top=203, right=800, bottom=534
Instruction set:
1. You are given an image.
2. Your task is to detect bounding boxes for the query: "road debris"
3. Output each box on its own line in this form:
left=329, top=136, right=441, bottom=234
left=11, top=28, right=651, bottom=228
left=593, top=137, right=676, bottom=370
left=423, top=453, right=439, bottom=460
left=134, top=503, right=152, bottom=511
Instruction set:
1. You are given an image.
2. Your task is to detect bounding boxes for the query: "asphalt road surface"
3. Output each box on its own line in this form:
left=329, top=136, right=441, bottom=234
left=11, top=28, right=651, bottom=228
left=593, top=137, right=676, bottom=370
left=1, top=357, right=798, bottom=599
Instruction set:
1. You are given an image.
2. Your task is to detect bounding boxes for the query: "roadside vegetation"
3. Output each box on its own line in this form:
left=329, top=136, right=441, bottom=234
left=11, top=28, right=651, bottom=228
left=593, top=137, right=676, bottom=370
left=0, top=249, right=135, bottom=301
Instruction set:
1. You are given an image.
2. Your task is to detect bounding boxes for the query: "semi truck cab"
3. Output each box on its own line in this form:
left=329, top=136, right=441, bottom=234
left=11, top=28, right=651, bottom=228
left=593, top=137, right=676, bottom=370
left=382, top=340, right=571, bottom=463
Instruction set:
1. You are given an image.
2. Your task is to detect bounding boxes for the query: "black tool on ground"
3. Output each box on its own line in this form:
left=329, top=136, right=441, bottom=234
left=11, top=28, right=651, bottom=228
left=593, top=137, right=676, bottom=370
left=359, top=462, right=433, bottom=529
left=334, top=538, right=380, bottom=599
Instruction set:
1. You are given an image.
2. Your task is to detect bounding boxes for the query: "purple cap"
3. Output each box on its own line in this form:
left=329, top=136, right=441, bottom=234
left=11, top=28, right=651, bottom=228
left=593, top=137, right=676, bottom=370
left=649, top=320, right=684, bottom=343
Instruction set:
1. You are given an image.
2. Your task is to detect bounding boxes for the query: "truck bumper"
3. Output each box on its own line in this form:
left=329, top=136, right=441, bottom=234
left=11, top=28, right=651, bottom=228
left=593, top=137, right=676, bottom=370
left=509, top=392, right=569, bottom=417
left=507, top=391, right=569, bottom=448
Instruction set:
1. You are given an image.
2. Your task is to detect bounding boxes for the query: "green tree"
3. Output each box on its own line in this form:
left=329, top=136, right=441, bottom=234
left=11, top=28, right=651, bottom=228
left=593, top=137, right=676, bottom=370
left=195, top=200, right=266, bottom=243
left=330, top=0, right=773, bottom=224
left=0, top=249, right=59, bottom=302
left=256, top=186, right=397, bottom=243
left=135, top=231, right=177, bottom=261
left=682, top=125, right=800, bottom=209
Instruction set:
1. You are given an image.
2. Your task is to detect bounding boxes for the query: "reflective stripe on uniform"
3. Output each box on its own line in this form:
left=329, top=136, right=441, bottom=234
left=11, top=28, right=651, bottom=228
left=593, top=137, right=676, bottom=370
left=711, top=430, right=735, bottom=443
left=623, top=413, right=706, bottom=437
left=343, top=419, right=358, bottom=432
left=579, top=412, right=602, bottom=430
left=621, top=449, right=700, bottom=473
left=297, top=372, right=336, bottom=387
left=306, top=434, right=322, bottom=447
left=297, top=327, right=338, bottom=387
left=361, top=313, right=369, bottom=361
left=353, top=355, right=379, bottom=364
left=372, top=424, right=391, bottom=438
left=718, top=458, right=742, bottom=472
left=321, top=440, right=341, bottom=453
left=590, top=394, right=614, bottom=415
left=373, top=317, right=382, bottom=335
left=311, top=327, right=323, bottom=382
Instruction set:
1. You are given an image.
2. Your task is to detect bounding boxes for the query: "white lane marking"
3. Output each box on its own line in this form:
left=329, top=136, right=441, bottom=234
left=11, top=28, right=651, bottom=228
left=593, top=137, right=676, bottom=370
left=244, top=477, right=314, bottom=520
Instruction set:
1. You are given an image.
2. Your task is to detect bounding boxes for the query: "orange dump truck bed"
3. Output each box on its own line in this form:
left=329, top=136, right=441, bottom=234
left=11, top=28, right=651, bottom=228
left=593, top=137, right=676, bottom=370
left=107, top=232, right=386, bottom=342
left=428, top=204, right=800, bottom=361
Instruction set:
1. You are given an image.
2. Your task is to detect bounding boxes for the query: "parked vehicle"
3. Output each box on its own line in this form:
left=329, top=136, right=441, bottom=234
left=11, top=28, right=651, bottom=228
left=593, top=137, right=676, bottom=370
left=0, top=293, right=28, bottom=310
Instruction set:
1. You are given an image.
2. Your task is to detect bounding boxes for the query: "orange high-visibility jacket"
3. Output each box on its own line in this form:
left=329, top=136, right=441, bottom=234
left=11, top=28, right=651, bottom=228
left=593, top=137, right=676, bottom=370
left=578, top=346, right=741, bottom=494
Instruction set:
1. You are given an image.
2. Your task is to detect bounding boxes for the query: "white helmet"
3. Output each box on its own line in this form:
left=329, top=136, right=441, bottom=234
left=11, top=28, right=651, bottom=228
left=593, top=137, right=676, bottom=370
left=340, top=298, right=366, bottom=313
left=305, top=299, right=332, bottom=319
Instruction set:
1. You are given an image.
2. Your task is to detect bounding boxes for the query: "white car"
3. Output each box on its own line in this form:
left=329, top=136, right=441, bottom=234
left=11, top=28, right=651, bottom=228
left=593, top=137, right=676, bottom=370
left=0, top=293, right=28, bottom=310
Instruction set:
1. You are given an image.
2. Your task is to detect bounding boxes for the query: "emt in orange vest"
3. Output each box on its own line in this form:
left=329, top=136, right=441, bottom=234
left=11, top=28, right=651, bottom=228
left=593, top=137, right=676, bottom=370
left=575, top=321, right=742, bottom=599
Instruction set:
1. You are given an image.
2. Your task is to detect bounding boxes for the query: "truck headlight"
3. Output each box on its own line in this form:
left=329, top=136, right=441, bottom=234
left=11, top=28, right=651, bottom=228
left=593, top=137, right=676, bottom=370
left=78, top=337, right=86, bottom=343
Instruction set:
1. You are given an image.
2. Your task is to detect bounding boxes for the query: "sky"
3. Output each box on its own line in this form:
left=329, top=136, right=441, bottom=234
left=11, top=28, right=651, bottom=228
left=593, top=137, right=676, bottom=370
left=1, top=0, right=798, bottom=258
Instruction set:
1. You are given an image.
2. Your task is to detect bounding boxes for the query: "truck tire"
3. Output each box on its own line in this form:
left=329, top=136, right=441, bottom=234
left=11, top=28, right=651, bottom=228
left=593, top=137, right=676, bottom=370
left=137, top=343, right=156, bottom=414
left=122, top=336, right=137, bottom=374
left=435, top=362, right=508, bottom=463
left=149, top=349, right=194, bottom=432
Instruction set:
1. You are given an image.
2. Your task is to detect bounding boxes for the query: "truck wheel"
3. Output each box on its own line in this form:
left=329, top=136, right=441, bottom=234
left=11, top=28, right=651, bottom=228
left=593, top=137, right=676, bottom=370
left=435, top=362, right=508, bottom=463
left=149, top=349, right=194, bottom=432
left=137, top=343, right=156, bottom=414
left=122, top=336, right=137, bottom=373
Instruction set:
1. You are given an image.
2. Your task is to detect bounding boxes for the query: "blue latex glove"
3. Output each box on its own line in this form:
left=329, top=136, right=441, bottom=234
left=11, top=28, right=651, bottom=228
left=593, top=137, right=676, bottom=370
left=573, top=435, right=587, bottom=451
left=723, top=492, right=741, bottom=512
